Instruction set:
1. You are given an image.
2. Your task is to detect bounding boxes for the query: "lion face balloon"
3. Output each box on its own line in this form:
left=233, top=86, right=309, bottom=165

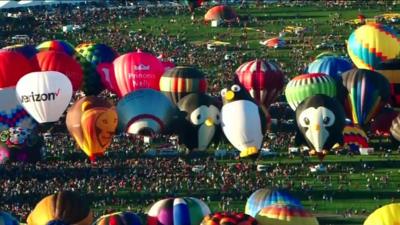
left=67, top=96, right=118, bottom=161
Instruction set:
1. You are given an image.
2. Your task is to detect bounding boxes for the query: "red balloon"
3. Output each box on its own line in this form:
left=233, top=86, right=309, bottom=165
left=235, top=59, right=285, bottom=111
left=0, top=51, right=33, bottom=88
left=370, top=108, right=398, bottom=136
left=30, top=51, right=83, bottom=91
left=97, top=51, right=164, bottom=97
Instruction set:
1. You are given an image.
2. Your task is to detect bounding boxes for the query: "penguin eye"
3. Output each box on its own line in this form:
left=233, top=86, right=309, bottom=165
left=190, top=106, right=208, bottom=125
left=209, top=105, right=221, bottom=125
left=303, top=117, right=310, bottom=125
left=231, top=85, right=241, bottom=92
left=220, top=88, right=227, bottom=97
left=323, top=117, right=330, bottom=125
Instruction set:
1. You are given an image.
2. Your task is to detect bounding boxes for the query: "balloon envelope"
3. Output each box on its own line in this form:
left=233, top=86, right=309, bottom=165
left=66, top=96, right=118, bottom=160
left=147, top=197, right=210, bottom=225
left=117, top=89, right=178, bottom=135
left=37, top=40, right=76, bottom=56
left=16, top=71, right=73, bottom=123
left=93, top=212, right=142, bottom=225
left=0, top=51, right=33, bottom=88
left=201, top=212, right=258, bottom=225
left=363, top=203, right=400, bottom=225
left=1, top=44, right=38, bottom=59
left=306, top=56, right=353, bottom=79
left=376, top=59, right=400, bottom=107
left=255, top=204, right=319, bottom=225
left=204, top=5, right=237, bottom=22
left=296, top=94, right=345, bottom=153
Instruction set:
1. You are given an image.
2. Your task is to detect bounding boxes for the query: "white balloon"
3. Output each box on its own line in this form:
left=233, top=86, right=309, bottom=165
left=16, top=71, right=73, bottom=123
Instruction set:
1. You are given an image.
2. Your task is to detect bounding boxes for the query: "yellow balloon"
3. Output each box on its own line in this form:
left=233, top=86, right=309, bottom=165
left=364, top=203, right=400, bottom=225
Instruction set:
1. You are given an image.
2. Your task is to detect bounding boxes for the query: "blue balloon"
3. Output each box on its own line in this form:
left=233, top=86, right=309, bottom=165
left=306, top=56, right=353, bottom=79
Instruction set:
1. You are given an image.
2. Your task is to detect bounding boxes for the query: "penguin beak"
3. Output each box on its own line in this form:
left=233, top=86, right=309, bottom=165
left=225, top=90, right=235, bottom=101
left=205, top=118, right=214, bottom=127
left=313, top=124, right=320, bottom=131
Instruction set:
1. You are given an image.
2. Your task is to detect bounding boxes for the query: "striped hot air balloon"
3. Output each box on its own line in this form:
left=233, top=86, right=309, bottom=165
left=37, top=40, right=76, bottom=56
left=147, top=197, right=210, bottom=225
left=376, top=59, right=400, bottom=107
left=1, top=44, right=37, bottom=59
left=306, top=56, right=353, bottom=79
left=159, top=66, right=207, bottom=105
left=347, top=23, right=400, bottom=70
left=285, top=73, right=337, bottom=111
left=245, top=188, right=303, bottom=218
left=94, top=212, right=142, bottom=225
left=235, top=59, right=285, bottom=113
left=204, top=5, right=237, bottom=22
left=201, top=212, right=258, bottom=225
left=343, top=124, right=368, bottom=153
left=341, top=68, right=390, bottom=126
left=255, top=204, right=319, bottom=225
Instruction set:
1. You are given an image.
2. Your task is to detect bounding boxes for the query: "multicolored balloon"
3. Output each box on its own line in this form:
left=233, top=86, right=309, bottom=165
left=147, top=197, right=210, bottom=225
left=160, top=66, right=207, bottom=105
left=37, top=40, right=76, bottom=56
left=245, top=188, right=303, bottom=217
left=306, top=56, right=353, bottom=79
left=204, top=5, right=238, bottom=22
left=235, top=59, right=285, bottom=113
left=363, top=203, right=400, bottom=225
left=30, top=51, right=83, bottom=91
left=1, top=44, right=38, bottom=59
left=255, top=204, right=319, bottom=225
left=0, top=211, right=19, bottom=225
left=201, top=212, right=258, bottom=225
left=66, top=96, right=118, bottom=161
left=341, top=68, right=390, bottom=126
left=376, top=59, right=400, bottom=107
left=0, top=145, right=10, bottom=164
left=315, top=51, right=338, bottom=60
left=117, top=89, right=178, bottom=136
left=176, top=93, right=221, bottom=151
left=27, top=191, right=93, bottom=225
left=97, top=50, right=165, bottom=97
left=16, top=71, right=73, bottom=123
left=94, top=212, right=142, bottom=225
left=285, top=73, right=337, bottom=111
left=0, top=51, right=36, bottom=130
left=347, top=23, right=400, bottom=70
left=343, top=124, right=368, bottom=153
left=296, top=94, right=346, bottom=153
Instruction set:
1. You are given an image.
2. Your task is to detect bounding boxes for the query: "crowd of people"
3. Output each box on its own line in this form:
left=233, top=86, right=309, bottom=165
left=1, top=0, right=399, bottom=222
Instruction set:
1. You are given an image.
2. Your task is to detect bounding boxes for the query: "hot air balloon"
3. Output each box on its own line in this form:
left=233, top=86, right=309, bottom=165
left=296, top=94, right=346, bottom=153
left=66, top=96, right=118, bottom=161
left=285, top=73, right=337, bottom=111
left=176, top=93, right=221, bottom=151
left=364, top=203, right=400, bottom=225
left=390, top=114, right=400, bottom=142
left=306, top=56, right=353, bottom=79
left=30, top=51, right=83, bottom=91
left=0, top=127, right=43, bottom=163
left=255, top=204, right=319, bottom=225
left=75, top=43, right=119, bottom=95
left=343, top=124, right=368, bottom=154
left=36, top=40, right=76, bottom=56
left=94, top=212, right=142, bottom=225
left=370, top=107, right=398, bottom=136
left=16, top=71, right=73, bottom=123
left=235, top=59, right=285, bottom=114
left=259, top=38, right=286, bottom=49
left=0, top=211, right=19, bottom=225
left=0, top=144, right=10, bottom=164
left=0, top=51, right=36, bottom=130
left=27, top=191, right=93, bottom=225
left=201, top=212, right=258, bottom=225
left=147, top=197, right=210, bottom=225
left=245, top=188, right=303, bottom=217
left=1, top=44, right=38, bottom=59
left=97, top=50, right=165, bottom=97
left=315, top=51, right=339, bottom=60
left=117, top=89, right=178, bottom=136
left=160, top=66, right=207, bottom=105
left=341, top=68, right=390, bottom=126
left=376, top=59, right=400, bottom=107
left=220, top=84, right=266, bottom=157
left=347, top=23, right=400, bottom=70
left=204, top=5, right=238, bottom=23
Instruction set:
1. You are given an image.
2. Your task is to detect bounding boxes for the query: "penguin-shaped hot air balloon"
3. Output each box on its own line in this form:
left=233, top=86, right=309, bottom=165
left=296, top=94, right=345, bottom=154
left=176, top=93, right=221, bottom=151
left=220, top=84, right=266, bottom=158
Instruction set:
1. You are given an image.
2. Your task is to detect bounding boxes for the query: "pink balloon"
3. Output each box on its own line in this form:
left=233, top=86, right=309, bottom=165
left=97, top=51, right=164, bottom=97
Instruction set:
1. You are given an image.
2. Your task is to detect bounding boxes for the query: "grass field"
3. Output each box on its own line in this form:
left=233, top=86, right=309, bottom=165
left=58, top=3, right=400, bottom=225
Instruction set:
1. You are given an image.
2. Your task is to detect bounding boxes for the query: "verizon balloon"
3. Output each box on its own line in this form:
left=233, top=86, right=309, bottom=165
left=97, top=50, right=164, bottom=97
left=16, top=71, right=73, bottom=123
